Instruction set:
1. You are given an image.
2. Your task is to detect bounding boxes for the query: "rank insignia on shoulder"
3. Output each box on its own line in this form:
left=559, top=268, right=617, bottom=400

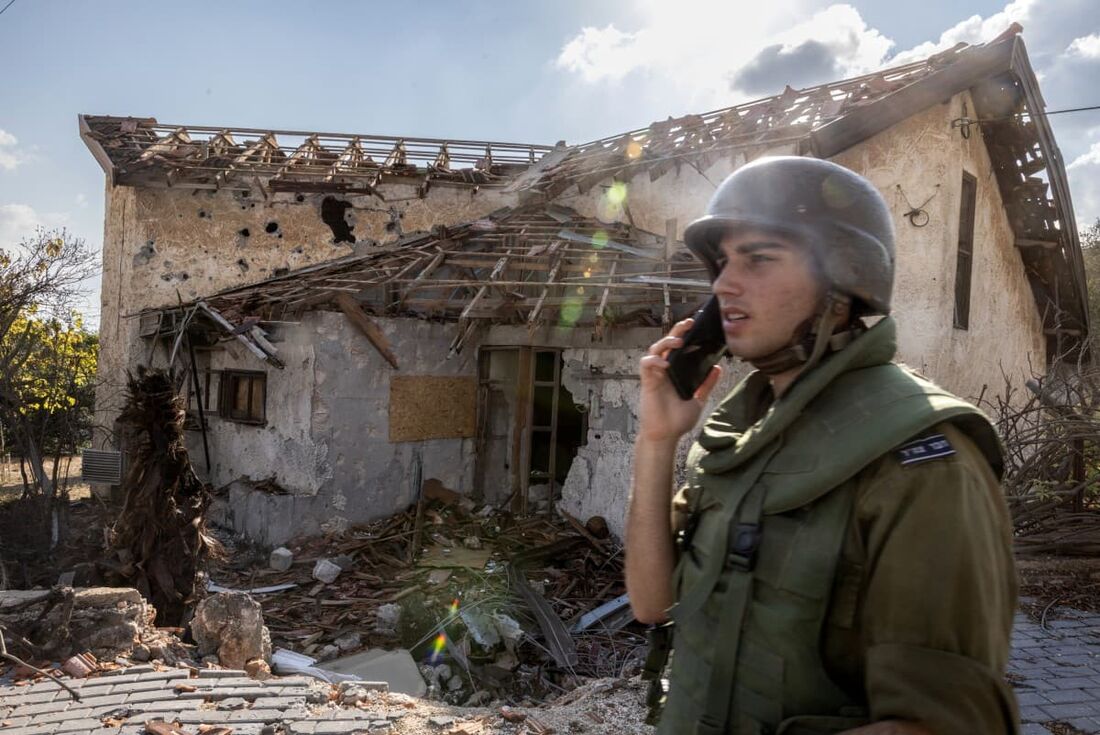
left=896, top=433, right=956, bottom=465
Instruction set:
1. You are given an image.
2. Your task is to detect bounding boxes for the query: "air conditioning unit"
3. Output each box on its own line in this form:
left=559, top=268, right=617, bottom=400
left=81, top=449, right=124, bottom=485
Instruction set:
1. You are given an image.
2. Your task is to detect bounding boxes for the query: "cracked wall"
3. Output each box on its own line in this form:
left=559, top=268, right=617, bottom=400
left=200, top=311, right=477, bottom=546
left=94, top=181, right=511, bottom=454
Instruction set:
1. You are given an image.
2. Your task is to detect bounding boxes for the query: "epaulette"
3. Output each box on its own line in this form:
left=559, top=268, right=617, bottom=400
left=896, top=433, right=956, bottom=466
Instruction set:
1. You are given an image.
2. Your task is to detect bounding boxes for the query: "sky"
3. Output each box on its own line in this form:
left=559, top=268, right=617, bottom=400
left=1, top=0, right=1099, bottom=330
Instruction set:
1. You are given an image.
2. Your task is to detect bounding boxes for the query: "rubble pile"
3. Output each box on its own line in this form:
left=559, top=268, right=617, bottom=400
left=0, top=586, right=188, bottom=663
left=208, top=488, right=643, bottom=706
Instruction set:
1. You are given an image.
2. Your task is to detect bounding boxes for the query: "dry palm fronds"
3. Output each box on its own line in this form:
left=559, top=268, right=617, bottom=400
left=105, top=367, right=220, bottom=625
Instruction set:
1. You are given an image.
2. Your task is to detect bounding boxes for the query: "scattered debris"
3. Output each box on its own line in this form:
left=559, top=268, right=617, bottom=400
left=313, top=558, right=343, bottom=584
left=324, top=648, right=427, bottom=697
left=270, top=546, right=294, bottom=572
left=191, top=591, right=272, bottom=671
left=60, top=652, right=98, bottom=678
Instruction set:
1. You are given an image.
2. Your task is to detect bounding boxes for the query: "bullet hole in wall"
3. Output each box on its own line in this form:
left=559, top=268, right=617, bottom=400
left=265, top=222, right=279, bottom=234
left=296, top=194, right=305, bottom=203
left=291, top=246, right=303, bottom=254
left=237, top=259, right=250, bottom=271
left=198, top=209, right=209, bottom=219
left=239, top=228, right=251, bottom=238
left=133, top=240, right=157, bottom=267
left=274, top=267, right=289, bottom=277
left=321, top=196, right=356, bottom=244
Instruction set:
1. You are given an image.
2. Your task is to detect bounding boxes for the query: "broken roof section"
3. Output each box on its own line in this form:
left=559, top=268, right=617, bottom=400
left=151, top=205, right=710, bottom=363
left=79, top=115, right=558, bottom=194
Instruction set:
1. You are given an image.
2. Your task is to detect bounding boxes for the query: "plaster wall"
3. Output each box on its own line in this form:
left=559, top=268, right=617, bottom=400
left=198, top=311, right=477, bottom=546
left=829, top=93, right=1045, bottom=401
left=93, top=181, right=511, bottom=451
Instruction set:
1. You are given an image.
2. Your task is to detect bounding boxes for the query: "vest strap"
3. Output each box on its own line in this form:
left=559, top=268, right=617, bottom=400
left=696, top=483, right=767, bottom=735
left=672, top=442, right=780, bottom=625
left=643, top=623, right=674, bottom=724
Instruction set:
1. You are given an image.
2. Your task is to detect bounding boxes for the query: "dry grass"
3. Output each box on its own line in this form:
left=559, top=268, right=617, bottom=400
left=0, top=455, right=91, bottom=504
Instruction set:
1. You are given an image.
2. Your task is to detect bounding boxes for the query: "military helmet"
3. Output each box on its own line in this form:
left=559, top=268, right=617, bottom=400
left=683, top=156, right=895, bottom=315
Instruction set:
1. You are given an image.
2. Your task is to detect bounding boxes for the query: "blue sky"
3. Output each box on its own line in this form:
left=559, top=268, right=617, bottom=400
left=1, top=0, right=1098, bottom=328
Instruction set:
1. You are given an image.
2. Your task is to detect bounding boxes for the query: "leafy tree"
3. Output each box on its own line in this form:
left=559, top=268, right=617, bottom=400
left=0, top=228, right=97, bottom=546
left=1082, top=218, right=1100, bottom=334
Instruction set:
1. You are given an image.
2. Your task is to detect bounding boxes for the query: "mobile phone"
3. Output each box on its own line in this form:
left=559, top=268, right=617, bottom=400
left=666, top=296, right=728, bottom=400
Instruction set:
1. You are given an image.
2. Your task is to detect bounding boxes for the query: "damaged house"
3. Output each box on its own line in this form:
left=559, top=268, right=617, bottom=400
left=82, top=28, right=1087, bottom=545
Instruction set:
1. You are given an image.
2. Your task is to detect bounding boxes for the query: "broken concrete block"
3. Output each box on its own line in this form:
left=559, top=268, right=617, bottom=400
left=131, top=643, right=151, bottom=662
left=312, top=558, right=342, bottom=584
left=374, top=603, right=401, bottom=635
left=446, top=674, right=463, bottom=692
left=323, top=648, right=427, bottom=697
left=269, top=547, right=294, bottom=572
left=334, top=631, right=362, bottom=652
left=461, top=536, right=482, bottom=550
left=332, top=554, right=355, bottom=571
left=339, top=684, right=367, bottom=705
left=191, top=592, right=272, bottom=670
left=245, top=657, right=272, bottom=680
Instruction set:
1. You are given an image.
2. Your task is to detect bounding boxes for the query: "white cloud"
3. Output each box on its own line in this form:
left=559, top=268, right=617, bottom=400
left=1066, top=33, right=1100, bottom=59
left=889, top=0, right=1036, bottom=64
left=0, top=128, right=23, bottom=171
left=0, top=203, right=70, bottom=250
left=75, top=193, right=88, bottom=208
left=555, top=2, right=894, bottom=111
left=1070, top=141, right=1100, bottom=170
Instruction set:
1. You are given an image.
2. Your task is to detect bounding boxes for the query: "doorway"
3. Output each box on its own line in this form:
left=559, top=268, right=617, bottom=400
left=475, top=347, right=586, bottom=511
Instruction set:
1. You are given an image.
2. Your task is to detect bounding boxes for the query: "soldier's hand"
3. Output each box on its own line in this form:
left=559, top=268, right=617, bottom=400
left=839, top=722, right=932, bottom=735
left=638, top=318, right=722, bottom=445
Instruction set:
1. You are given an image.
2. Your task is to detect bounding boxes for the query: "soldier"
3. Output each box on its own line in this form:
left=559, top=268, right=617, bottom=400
left=627, top=156, right=1018, bottom=735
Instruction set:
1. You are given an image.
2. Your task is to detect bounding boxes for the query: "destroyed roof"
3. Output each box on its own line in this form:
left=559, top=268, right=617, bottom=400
left=148, top=205, right=709, bottom=362
left=78, top=115, right=558, bottom=193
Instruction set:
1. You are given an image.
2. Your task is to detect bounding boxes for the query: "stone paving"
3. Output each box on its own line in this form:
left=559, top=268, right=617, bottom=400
left=1013, top=607, right=1100, bottom=734
left=0, top=666, right=405, bottom=735
left=4, top=612, right=1100, bottom=734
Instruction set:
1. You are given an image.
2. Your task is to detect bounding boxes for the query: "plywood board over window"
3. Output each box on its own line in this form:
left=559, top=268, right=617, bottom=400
left=389, top=376, right=477, bottom=442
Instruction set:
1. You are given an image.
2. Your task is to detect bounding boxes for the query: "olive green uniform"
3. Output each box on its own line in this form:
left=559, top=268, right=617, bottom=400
left=654, top=318, right=1019, bottom=734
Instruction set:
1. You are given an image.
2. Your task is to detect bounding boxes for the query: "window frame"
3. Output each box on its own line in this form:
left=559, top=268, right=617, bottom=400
left=953, top=171, right=977, bottom=330
left=219, top=369, right=267, bottom=425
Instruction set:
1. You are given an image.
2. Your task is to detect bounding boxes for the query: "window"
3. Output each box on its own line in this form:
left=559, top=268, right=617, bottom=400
left=220, top=370, right=266, bottom=424
left=954, top=172, right=977, bottom=330
left=186, top=369, right=221, bottom=416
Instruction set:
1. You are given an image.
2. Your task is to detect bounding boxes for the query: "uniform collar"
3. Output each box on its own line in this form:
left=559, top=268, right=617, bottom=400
left=697, top=316, right=898, bottom=472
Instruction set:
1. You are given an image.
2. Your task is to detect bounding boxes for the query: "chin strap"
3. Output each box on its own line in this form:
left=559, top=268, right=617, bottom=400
left=748, top=293, right=862, bottom=377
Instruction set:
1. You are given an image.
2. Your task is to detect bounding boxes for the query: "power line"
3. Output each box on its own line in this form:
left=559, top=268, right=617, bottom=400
left=957, top=104, right=1100, bottom=127
left=0, top=1, right=16, bottom=18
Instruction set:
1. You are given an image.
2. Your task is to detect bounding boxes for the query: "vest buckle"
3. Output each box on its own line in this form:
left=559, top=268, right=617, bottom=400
left=727, top=522, right=761, bottom=571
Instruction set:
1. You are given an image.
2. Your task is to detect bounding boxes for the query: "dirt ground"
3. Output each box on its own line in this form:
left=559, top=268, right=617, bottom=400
left=0, top=454, right=91, bottom=503
left=1017, top=555, right=1100, bottom=622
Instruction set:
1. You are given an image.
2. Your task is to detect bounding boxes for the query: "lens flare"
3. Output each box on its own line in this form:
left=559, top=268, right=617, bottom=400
left=592, top=230, right=609, bottom=249
left=430, top=633, right=447, bottom=663
left=560, top=296, right=584, bottom=327
left=625, top=140, right=643, bottom=160
left=606, top=181, right=628, bottom=206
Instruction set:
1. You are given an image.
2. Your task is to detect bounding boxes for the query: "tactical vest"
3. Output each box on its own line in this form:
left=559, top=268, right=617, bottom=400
left=649, top=319, right=1002, bottom=735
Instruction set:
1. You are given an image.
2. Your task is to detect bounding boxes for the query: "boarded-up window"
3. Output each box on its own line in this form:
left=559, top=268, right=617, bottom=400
left=389, top=376, right=477, bottom=442
left=220, top=370, right=266, bottom=425
left=954, top=172, right=977, bottom=330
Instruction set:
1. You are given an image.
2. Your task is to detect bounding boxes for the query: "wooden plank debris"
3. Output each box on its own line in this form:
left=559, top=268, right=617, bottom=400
left=335, top=293, right=400, bottom=369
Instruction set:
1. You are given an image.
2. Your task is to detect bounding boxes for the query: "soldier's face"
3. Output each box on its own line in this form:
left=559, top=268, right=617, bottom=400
left=711, top=229, right=823, bottom=361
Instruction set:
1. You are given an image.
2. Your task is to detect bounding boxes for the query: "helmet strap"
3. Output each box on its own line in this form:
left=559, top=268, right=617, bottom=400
left=747, top=292, right=861, bottom=377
